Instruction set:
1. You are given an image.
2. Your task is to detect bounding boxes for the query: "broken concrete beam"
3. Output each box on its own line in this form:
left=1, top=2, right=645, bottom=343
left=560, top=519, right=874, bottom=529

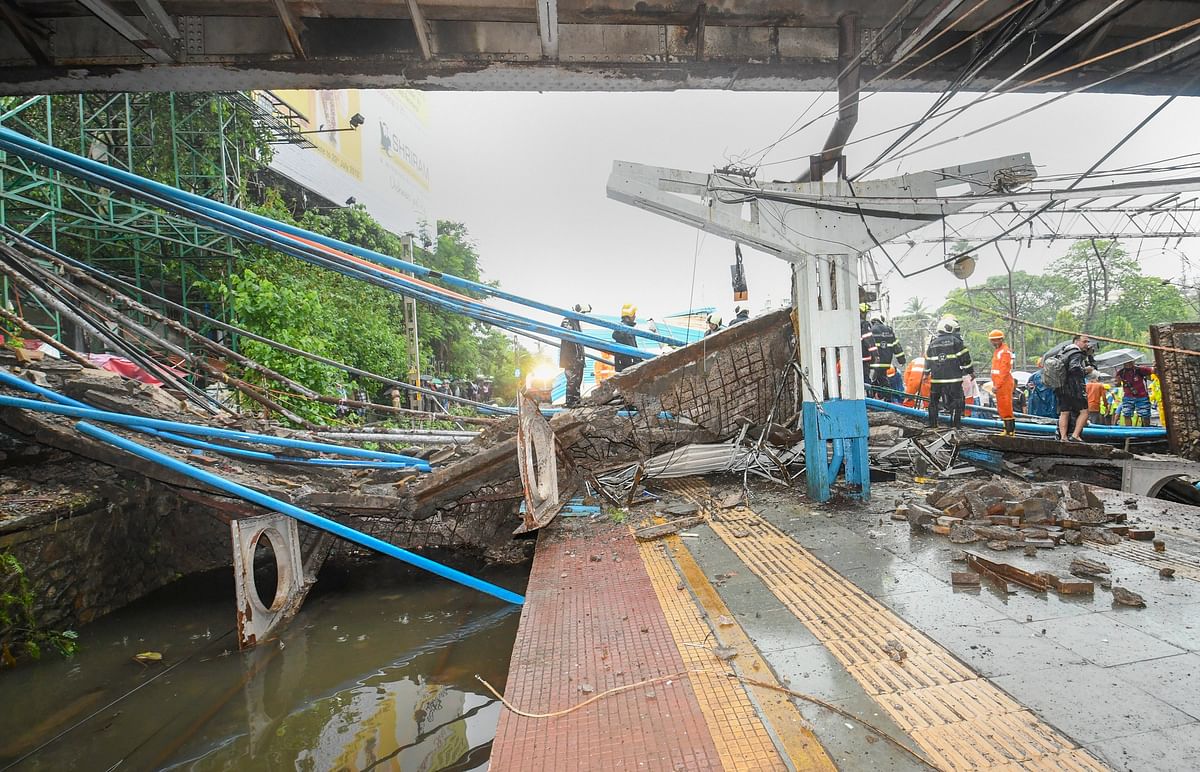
left=1070, top=558, right=1111, bottom=577
left=948, top=523, right=979, bottom=543
left=1042, top=573, right=1095, bottom=595
left=1063, top=530, right=1084, bottom=545
left=931, top=524, right=951, bottom=536
left=1081, top=526, right=1122, bottom=545
left=943, top=500, right=970, bottom=519
left=1128, top=528, right=1156, bottom=541
left=966, top=552, right=1049, bottom=592
left=634, top=515, right=706, bottom=542
left=937, top=515, right=964, bottom=527
left=986, top=540, right=1009, bottom=551
left=989, top=515, right=1021, bottom=527
left=892, top=504, right=910, bottom=521
left=1010, top=497, right=1055, bottom=525
left=1111, top=586, right=1146, bottom=607
left=1026, top=539, right=1057, bottom=549
left=951, top=571, right=981, bottom=587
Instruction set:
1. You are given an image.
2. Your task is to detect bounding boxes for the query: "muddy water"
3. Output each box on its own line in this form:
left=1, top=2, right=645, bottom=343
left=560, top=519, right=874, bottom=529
left=0, top=560, right=528, bottom=771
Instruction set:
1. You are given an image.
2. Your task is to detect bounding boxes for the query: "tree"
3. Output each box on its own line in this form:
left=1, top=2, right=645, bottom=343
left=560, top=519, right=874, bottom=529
left=1048, top=239, right=1140, bottom=331
left=892, top=296, right=935, bottom=361
left=941, top=270, right=1072, bottom=364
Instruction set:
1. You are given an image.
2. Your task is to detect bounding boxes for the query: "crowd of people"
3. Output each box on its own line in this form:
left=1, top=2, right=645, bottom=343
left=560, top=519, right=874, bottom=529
left=862, top=305, right=1165, bottom=442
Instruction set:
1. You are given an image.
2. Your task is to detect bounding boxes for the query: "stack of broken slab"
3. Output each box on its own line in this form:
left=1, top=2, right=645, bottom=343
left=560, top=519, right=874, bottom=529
left=895, top=476, right=1151, bottom=606
left=896, top=477, right=1142, bottom=550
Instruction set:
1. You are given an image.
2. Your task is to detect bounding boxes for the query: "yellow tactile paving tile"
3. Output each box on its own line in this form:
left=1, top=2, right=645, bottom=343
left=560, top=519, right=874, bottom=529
left=1091, top=540, right=1200, bottom=581
left=664, top=478, right=1110, bottom=772
left=637, top=538, right=792, bottom=771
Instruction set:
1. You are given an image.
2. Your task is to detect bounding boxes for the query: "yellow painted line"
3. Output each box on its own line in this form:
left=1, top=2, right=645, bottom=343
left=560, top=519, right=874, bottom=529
left=665, top=478, right=1109, bottom=772
left=638, top=534, right=792, bottom=771
left=664, top=531, right=838, bottom=772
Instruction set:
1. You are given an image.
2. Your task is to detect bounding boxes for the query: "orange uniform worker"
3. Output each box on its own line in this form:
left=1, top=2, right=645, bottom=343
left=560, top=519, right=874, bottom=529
left=989, top=329, right=1016, bottom=436
left=902, top=357, right=931, bottom=408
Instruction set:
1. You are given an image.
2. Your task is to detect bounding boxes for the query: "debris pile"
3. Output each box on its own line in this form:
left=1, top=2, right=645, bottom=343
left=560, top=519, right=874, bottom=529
left=896, top=478, right=1130, bottom=549
left=896, top=477, right=1157, bottom=604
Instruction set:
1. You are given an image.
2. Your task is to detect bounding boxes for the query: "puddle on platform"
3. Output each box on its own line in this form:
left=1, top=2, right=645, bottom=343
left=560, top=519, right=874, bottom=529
left=0, top=559, right=528, bottom=771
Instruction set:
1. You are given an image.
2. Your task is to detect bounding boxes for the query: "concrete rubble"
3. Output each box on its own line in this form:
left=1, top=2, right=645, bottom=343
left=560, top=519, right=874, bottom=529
left=895, top=475, right=1170, bottom=604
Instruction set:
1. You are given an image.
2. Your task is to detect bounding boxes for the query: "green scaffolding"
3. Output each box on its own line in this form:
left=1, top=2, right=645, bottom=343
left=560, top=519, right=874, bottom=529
left=0, top=92, right=271, bottom=354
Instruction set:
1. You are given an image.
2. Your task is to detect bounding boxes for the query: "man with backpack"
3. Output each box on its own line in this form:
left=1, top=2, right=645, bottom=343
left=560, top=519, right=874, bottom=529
left=924, top=316, right=973, bottom=429
left=1044, top=334, right=1095, bottom=442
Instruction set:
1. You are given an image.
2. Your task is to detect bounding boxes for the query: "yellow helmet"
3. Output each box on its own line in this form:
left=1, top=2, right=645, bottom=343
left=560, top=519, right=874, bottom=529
left=620, top=303, right=637, bottom=319
left=859, top=303, right=871, bottom=314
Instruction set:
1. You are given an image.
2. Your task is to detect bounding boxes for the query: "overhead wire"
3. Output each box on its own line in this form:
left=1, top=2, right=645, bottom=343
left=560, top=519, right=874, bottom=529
left=744, top=0, right=1017, bottom=172
left=753, top=13, right=1200, bottom=177
left=856, top=0, right=1138, bottom=176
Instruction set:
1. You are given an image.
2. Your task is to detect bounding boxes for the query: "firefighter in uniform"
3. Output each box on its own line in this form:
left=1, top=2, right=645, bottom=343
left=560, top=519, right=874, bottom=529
left=925, top=316, right=973, bottom=429
left=559, top=303, right=590, bottom=406
left=989, top=329, right=1016, bottom=436
left=859, top=303, right=877, bottom=383
left=869, top=314, right=907, bottom=393
left=612, top=304, right=639, bottom=373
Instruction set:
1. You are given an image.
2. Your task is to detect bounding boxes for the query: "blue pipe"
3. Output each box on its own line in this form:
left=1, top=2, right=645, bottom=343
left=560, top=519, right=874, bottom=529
left=828, top=438, right=845, bottom=480
left=75, top=421, right=524, bottom=606
left=0, top=127, right=686, bottom=348
left=865, top=397, right=1167, bottom=440
left=0, top=388, right=432, bottom=470
left=0, top=138, right=654, bottom=363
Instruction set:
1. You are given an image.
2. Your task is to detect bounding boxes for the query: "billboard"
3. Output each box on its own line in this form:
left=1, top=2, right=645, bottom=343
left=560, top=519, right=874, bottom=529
left=267, top=89, right=435, bottom=246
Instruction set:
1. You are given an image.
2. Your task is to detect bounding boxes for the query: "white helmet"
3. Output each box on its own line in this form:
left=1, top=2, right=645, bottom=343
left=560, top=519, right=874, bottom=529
left=707, top=312, right=723, bottom=327
left=868, top=314, right=884, bottom=326
left=937, top=316, right=957, bottom=334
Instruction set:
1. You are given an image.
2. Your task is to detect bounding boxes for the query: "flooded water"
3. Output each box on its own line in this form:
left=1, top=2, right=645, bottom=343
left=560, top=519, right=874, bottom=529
left=0, top=559, right=528, bottom=771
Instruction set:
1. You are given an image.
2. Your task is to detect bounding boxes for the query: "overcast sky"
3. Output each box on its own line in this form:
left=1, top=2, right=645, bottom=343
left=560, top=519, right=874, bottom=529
left=424, top=89, right=1200, bottom=335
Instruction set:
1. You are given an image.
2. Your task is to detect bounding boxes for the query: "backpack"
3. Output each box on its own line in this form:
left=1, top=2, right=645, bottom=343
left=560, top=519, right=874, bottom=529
left=1041, top=351, right=1068, bottom=389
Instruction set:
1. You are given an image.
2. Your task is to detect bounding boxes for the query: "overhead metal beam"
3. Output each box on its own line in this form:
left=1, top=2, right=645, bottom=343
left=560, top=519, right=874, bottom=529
left=406, top=0, right=433, bottom=60
left=535, top=0, right=558, bottom=59
left=76, top=0, right=176, bottom=63
left=890, top=0, right=967, bottom=62
left=0, top=0, right=50, bottom=66
left=132, top=0, right=180, bottom=41
left=269, top=0, right=307, bottom=60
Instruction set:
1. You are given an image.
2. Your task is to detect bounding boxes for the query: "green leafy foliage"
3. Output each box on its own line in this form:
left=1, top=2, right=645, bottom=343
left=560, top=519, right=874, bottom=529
left=938, top=239, right=1198, bottom=366
left=1, top=552, right=79, bottom=666
left=213, top=209, right=529, bottom=421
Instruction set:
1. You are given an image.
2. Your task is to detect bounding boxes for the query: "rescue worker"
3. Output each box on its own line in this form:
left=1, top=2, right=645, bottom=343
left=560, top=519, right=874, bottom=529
left=988, top=329, right=1016, bottom=436
left=869, top=313, right=907, bottom=392
left=924, top=316, right=973, bottom=429
left=859, top=303, right=877, bottom=383
left=902, top=357, right=931, bottom=408
left=1055, top=334, right=1094, bottom=442
left=887, top=366, right=904, bottom=398
left=704, top=312, right=723, bottom=337
left=612, top=304, right=639, bottom=373
left=730, top=305, right=750, bottom=325
left=1150, top=372, right=1166, bottom=427
left=1115, top=359, right=1155, bottom=426
left=559, top=302, right=590, bottom=407
left=1086, top=374, right=1108, bottom=427
left=1026, top=357, right=1058, bottom=418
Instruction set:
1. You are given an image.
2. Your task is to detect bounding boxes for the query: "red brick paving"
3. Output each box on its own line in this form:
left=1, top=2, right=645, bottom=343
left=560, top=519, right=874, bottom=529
left=491, top=518, right=723, bottom=770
